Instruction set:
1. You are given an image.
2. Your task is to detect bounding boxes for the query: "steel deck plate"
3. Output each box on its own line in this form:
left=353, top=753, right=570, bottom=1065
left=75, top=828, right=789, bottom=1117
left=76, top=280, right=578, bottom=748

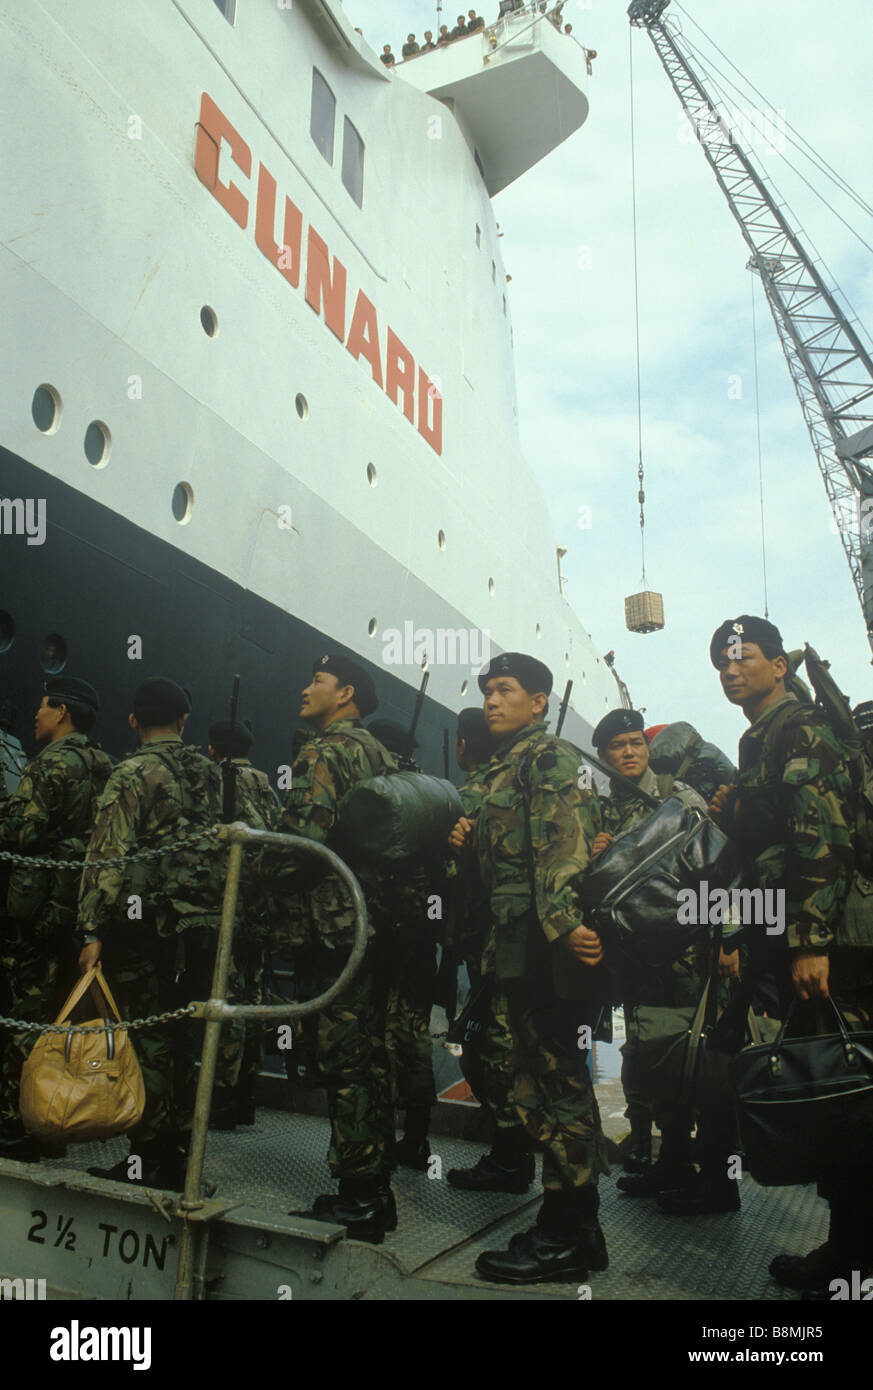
left=38, top=1107, right=829, bottom=1300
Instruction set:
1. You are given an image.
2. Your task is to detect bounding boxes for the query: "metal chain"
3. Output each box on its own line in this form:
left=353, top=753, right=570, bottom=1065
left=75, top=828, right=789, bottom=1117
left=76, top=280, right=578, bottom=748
left=0, top=1004, right=198, bottom=1036
left=0, top=828, right=216, bottom=872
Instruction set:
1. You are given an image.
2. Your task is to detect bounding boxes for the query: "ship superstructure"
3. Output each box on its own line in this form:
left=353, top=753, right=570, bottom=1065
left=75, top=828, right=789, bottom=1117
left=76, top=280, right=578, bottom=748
left=0, top=0, right=615, bottom=766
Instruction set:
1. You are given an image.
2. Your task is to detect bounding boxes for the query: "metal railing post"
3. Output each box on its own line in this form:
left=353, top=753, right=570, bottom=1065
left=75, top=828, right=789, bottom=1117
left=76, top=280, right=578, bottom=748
left=172, top=823, right=369, bottom=1301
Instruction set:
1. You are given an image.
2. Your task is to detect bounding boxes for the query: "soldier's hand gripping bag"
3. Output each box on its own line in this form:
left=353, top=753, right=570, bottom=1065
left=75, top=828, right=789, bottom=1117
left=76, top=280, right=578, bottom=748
left=730, top=996, right=873, bottom=1186
left=576, top=796, right=739, bottom=970
left=20, top=964, right=145, bottom=1144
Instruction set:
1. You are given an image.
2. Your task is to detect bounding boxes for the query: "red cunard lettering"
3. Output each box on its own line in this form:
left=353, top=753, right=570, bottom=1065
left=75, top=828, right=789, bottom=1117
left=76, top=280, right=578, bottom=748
left=195, top=95, right=443, bottom=453
left=386, top=330, right=416, bottom=424
left=255, top=162, right=303, bottom=288
left=194, top=93, right=251, bottom=230
left=305, top=229, right=347, bottom=341
left=418, top=368, right=443, bottom=456
left=346, top=290, right=384, bottom=388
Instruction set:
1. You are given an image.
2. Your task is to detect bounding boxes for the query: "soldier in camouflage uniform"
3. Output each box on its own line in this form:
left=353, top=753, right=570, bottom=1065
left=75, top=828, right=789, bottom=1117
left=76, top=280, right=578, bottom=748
left=0, top=699, right=26, bottom=800
left=279, top=654, right=397, bottom=1244
left=78, top=678, right=225, bottom=1189
left=447, top=708, right=536, bottom=1193
left=589, top=708, right=727, bottom=1208
left=0, top=677, right=112, bottom=1158
left=709, top=615, right=869, bottom=1289
left=449, top=653, right=610, bottom=1285
left=207, top=717, right=281, bottom=1128
left=367, top=719, right=438, bottom=1173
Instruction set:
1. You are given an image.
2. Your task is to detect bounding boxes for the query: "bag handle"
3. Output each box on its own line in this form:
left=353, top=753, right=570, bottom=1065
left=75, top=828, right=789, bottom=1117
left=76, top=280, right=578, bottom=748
left=52, top=964, right=123, bottom=1027
left=773, top=993, right=856, bottom=1050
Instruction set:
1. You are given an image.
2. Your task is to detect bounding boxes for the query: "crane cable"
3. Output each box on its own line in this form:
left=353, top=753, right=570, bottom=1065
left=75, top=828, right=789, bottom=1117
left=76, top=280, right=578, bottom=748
left=673, top=2, right=873, bottom=224
left=750, top=273, right=770, bottom=617
left=673, top=20, right=873, bottom=267
left=629, top=26, right=648, bottom=587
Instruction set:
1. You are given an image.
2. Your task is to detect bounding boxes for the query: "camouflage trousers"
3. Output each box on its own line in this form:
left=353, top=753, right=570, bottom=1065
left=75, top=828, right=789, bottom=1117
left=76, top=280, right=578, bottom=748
left=208, top=930, right=265, bottom=1123
left=507, top=992, right=609, bottom=1193
left=471, top=983, right=522, bottom=1130
left=0, top=916, right=77, bottom=1127
left=380, top=934, right=437, bottom=1114
left=301, top=948, right=393, bottom=1182
left=100, top=925, right=243, bottom=1150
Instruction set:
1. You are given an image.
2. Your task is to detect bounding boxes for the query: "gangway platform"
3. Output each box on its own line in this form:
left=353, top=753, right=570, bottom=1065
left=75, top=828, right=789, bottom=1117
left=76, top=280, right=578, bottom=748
left=0, top=1103, right=827, bottom=1301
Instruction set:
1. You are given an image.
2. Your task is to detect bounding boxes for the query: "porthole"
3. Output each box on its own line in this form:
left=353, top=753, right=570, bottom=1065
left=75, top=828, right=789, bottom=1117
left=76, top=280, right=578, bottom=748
left=40, top=633, right=67, bottom=674
left=487, top=577, right=495, bottom=597
left=172, top=483, right=194, bottom=524
left=32, top=384, right=61, bottom=434
left=295, top=394, right=309, bottom=420
left=0, top=611, right=14, bottom=654
left=367, top=463, right=377, bottom=486
left=367, top=618, right=377, bottom=636
left=200, top=306, right=218, bottom=337
left=460, top=679, right=468, bottom=697
left=84, top=421, right=111, bottom=468
left=438, top=530, right=446, bottom=552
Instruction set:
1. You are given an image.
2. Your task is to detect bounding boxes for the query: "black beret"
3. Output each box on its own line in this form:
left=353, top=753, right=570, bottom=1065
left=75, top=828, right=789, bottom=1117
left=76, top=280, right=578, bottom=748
left=592, top=707, right=645, bottom=749
left=208, top=718, right=254, bottom=753
left=45, top=676, right=99, bottom=712
left=477, top=652, right=553, bottom=696
left=368, top=719, right=418, bottom=758
left=313, top=653, right=379, bottom=716
left=133, top=677, right=191, bottom=720
left=709, top=615, right=786, bottom=668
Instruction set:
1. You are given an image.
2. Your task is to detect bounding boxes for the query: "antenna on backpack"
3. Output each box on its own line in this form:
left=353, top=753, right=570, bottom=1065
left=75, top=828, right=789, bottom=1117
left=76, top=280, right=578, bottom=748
left=222, top=673, right=241, bottom=823
left=442, top=727, right=450, bottom=780
left=409, top=669, right=429, bottom=740
left=555, top=679, right=573, bottom=738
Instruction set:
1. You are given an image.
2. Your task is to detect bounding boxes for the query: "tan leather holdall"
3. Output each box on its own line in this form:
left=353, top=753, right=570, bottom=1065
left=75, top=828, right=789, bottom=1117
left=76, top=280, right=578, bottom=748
left=19, top=964, right=145, bottom=1143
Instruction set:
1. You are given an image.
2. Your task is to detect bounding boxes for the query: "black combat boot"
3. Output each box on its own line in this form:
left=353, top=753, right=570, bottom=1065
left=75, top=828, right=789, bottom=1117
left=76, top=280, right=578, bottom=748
left=475, top=1187, right=607, bottom=1286
left=89, top=1137, right=191, bottom=1191
left=388, top=1104, right=432, bottom=1171
left=770, top=1198, right=869, bottom=1291
left=297, top=1178, right=398, bottom=1245
left=448, top=1126, right=534, bottom=1193
left=0, top=1119, right=41, bottom=1162
left=620, top=1113, right=653, bottom=1175
left=656, top=1116, right=740, bottom=1215
left=617, top=1120, right=694, bottom=1198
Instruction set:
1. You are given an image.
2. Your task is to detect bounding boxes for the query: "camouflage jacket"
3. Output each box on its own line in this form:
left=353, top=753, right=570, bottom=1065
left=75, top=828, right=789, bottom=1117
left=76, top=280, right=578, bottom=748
left=279, top=718, right=395, bottom=952
left=0, top=732, right=113, bottom=928
left=449, top=763, right=494, bottom=961
left=0, top=728, right=26, bottom=799
left=223, top=759, right=281, bottom=831
left=729, top=694, right=856, bottom=953
left=475, top=720, right=602, bottom=991
left=78, top=736, right=224, bottom=944
left=600, top=766, right=704, bottom=839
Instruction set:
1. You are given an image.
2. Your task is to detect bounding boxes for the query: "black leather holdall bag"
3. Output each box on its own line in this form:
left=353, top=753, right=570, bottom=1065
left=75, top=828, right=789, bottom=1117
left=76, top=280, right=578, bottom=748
left=576, top=794, right=739, bottom=970
left=730, top=997, right=873, bottom=1186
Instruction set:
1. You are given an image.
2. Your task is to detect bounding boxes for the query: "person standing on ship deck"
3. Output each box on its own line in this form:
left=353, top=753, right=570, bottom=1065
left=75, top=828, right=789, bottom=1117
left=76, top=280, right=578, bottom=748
left=449, top=653, right=610, bottom=1285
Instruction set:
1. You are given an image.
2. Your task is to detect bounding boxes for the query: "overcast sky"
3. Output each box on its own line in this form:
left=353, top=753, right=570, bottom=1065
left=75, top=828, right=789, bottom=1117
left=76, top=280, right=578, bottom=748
left=343, top=0, right=873, bottom=759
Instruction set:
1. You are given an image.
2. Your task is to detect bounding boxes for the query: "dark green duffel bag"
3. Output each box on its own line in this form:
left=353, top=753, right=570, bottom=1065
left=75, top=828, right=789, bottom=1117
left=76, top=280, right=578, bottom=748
left=631, top=978, right=780, bottom=1112
left=334, top=771, right=463, bottom=868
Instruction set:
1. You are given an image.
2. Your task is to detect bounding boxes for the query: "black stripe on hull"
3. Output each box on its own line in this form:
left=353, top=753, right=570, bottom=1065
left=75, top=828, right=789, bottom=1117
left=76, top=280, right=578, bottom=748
left=0, top=445, right=461, bottom=777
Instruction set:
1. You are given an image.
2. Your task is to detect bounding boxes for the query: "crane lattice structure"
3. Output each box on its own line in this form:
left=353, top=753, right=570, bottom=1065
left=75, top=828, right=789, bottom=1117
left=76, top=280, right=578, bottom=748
left=628, top=0, right=873, bottom=650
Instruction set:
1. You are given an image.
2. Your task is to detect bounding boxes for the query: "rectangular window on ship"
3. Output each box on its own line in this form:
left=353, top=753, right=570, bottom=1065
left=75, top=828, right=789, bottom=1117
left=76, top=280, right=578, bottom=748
left=342, top=117, right=365, bottom=208
left=310, top=70, right=336, bottom=165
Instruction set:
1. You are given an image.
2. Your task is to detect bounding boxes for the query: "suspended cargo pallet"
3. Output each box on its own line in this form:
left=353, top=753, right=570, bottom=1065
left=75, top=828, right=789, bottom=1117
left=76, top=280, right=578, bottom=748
left=625, top=590, right=664, bottom=634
